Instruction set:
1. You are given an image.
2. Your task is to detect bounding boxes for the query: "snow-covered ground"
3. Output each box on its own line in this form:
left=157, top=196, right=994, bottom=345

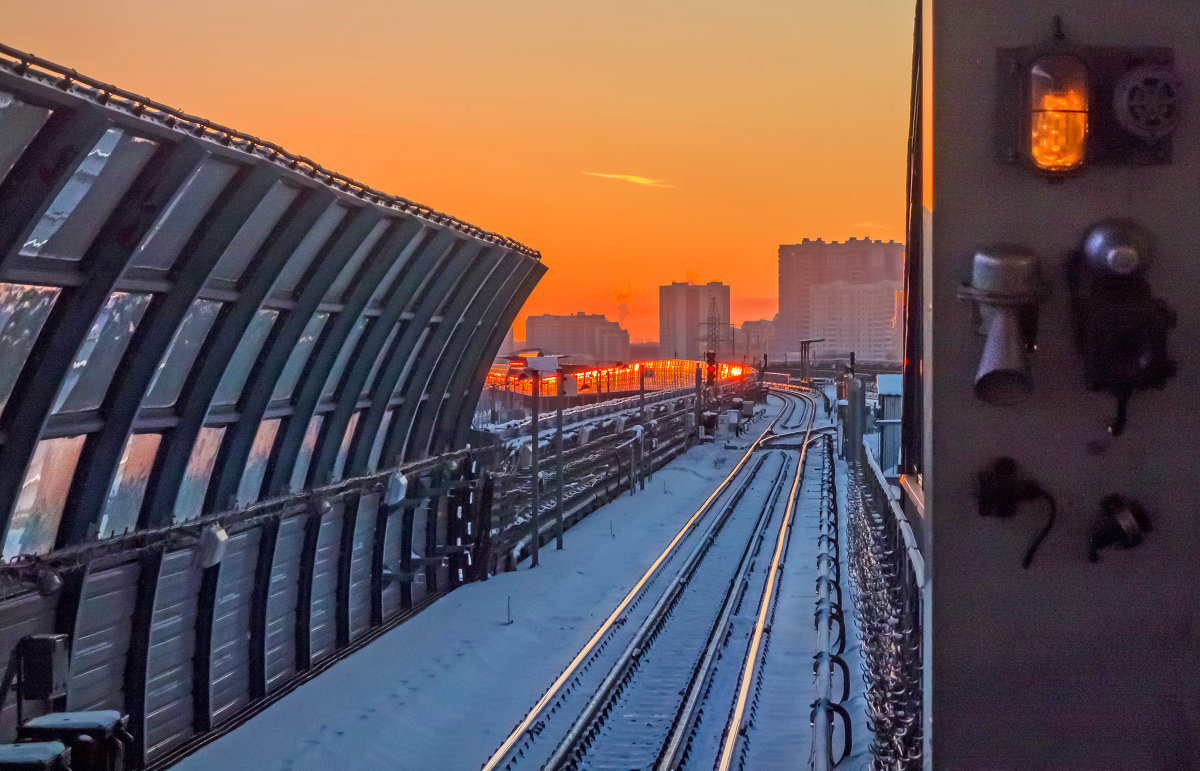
left=177, top=399, right=786, bottom=771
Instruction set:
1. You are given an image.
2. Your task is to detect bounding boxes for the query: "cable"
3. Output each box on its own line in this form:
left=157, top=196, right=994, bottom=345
left=1021, top=491, right=1057, bottom=569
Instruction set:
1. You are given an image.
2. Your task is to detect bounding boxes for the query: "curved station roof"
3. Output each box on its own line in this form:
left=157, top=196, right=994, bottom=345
left=0, top=44, right=544, bottom=561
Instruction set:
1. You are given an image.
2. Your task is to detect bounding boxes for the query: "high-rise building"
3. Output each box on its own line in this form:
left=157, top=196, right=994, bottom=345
left=659, top=281, right=731, bottom=361
left=777, top=238, right=903, bottom=362
left=525, top=312, right=630, bottom=363
left=735, top=319, right=776, bottom=363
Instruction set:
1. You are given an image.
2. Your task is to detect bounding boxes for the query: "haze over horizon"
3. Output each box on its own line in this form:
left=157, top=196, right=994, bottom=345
left=5, top=1, right=913, bottom=340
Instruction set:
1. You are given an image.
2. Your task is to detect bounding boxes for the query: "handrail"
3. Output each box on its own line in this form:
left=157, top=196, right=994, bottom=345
left=863, top=446, right=926, bottom=586
left=0, top=440, right=490, bottom=577
left=0, top=42, right=541, bottom=260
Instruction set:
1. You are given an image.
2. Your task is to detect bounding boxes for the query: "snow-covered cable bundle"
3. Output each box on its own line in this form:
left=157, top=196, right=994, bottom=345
left=846, top=458, right=923, bottom=769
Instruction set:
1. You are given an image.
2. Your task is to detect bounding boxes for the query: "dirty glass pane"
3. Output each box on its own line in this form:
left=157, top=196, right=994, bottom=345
left=361, top=323, right=399, bottom=398
left=129, top=157, right=238, bottom=270
left=290, top=415, right=322, bottom=493
left=331, top=412, right=360, bottom=482
left=237, top=418, right=280, bottom=507
left=3, top=435, right=85, bottom=558
left=173, top=426, right=225, bottom=524
left=327, top=220, right=389, bottom=300
left=98, top=433, right=161, bottom=538
left=0, top=284, right=59, bottom=420
left=208, top=181, right=298, bottom=282
left=272, top=203, right=348, bottom=294
left=211, top=308, right=279, bottom=406
left=143, top=299, right=222, bottom=409
left=21, top=128, right=158, bottom=261
left=272, top=312, right=328, bottom=401
left=368, top=409, right=394, bottom=473
left=0, top=92, right=51, bottom=186
left=52, top=292, right=151, bottom=414
left=322, top=316, right=369, bottom=399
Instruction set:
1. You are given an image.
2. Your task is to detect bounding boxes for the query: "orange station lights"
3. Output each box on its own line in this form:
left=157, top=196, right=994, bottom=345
left=487, top=358, right=745, bottom=394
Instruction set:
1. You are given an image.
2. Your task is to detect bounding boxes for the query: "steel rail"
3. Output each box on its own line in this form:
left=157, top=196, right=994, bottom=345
left=716, top=389, right=818, bottom=771
left=542, top=454, right=783, bottom=770
left=539, top=389, right=807, bottom=770
left=480, top=401, right=791, bottom=771
left=653, top=402, right=799, bottom=769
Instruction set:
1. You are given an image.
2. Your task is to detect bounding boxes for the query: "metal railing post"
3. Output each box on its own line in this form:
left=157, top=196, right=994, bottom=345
left=555, top=380, right=565, bottom=550
left=529, top=375, right=540, bottom=568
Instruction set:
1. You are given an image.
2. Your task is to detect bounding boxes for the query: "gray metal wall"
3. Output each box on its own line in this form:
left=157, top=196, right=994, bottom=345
left=924, top=3, right=1199, bottom=765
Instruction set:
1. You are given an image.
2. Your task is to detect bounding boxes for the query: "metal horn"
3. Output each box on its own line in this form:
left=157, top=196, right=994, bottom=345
left=958, top=247, right=1049, bottom=405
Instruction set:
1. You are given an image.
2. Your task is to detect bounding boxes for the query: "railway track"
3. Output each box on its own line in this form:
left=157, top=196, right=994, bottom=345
left=481, top=389, right=819, bottom=771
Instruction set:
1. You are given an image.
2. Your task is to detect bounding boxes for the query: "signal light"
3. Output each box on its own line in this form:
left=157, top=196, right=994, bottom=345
left=705, top=351, right=717, bottom=385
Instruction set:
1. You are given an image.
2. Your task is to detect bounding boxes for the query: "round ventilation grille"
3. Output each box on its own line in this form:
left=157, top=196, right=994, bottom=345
left=1114, top=65, right=1184, bottom=140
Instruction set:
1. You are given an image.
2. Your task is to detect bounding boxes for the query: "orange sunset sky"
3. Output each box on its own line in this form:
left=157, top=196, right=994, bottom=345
left=7, top=1, right=913, bottom=341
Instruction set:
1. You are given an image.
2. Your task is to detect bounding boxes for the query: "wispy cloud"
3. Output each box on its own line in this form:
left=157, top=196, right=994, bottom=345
left=581, top=172, right=673, bottom=188
left=852, top=221, right=894, bottom=231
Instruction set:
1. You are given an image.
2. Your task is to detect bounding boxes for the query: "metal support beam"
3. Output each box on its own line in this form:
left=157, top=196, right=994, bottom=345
left=141, top=187, right=335, bottom=520
left=293, top=506, right=324, bottom=672
left=262, top=223, right=434, bottom=496
left=395, top=248, right=518, bottom=462
left=191, top=562, right=221, bottom=733
left=424, top=258, right=536, bottom=457
left=248, top=516, right=280, bottom=700
left=529, top=375, right=540, bottom=568
left=366, top=237, right=483, bottom=469
left=307, top=230, right=467, bottom=486
left=555, top=383, right=565, bottom=550
left=205, top=207, right=391, bottom=507
left=369, top=491, right=390, bottom=627
left=123, top=548, right=165, bottom=762
left=0, top=101, right=112, bottom=264
left=444, top=263, right=546, bottom=450
left=0, top=132, right=205, bottom=544
left=335, top=491, right=360, bottom=649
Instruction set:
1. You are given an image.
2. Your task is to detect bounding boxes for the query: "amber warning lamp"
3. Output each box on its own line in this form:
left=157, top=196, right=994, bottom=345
left=1028, top=53, right=1088, bottom=172
left=996, top=17, right=1181, bottom=172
